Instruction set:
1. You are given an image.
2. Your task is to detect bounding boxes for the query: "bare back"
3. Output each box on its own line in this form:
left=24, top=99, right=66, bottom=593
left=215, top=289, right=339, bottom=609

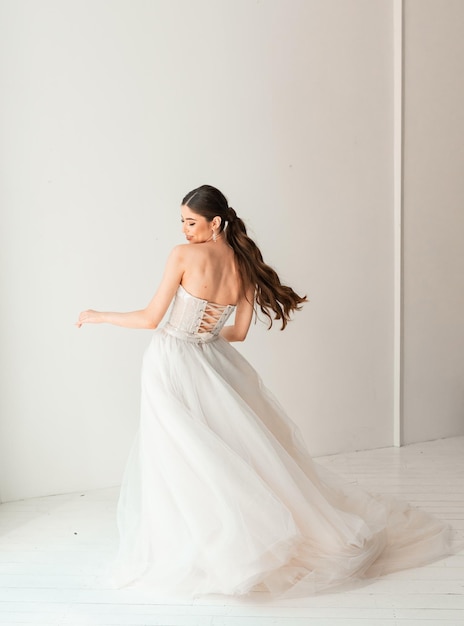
left=180, top=239, right=242, bottom=306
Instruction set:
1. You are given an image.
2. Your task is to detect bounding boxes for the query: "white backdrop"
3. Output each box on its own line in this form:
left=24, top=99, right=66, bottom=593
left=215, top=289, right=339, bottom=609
left=0, top=0, right=460, bottom=503
left=402, top=0, right=464, bottom=443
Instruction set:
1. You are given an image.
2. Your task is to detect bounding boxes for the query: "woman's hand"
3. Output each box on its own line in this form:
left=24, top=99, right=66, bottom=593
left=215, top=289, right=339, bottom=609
left=75, top=308, right=158, bottom=329
left=75, top=246, right=186, bottom=330
left=76, top=309, right=104, bottom=328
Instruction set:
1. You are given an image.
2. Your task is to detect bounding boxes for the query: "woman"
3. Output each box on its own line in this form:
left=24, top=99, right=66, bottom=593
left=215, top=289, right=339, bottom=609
left=78, top=185, right=454, bottom=598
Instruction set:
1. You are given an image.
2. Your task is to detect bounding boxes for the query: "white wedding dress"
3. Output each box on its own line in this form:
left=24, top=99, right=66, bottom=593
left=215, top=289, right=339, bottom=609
left=110, top=285, right=454, bottom=598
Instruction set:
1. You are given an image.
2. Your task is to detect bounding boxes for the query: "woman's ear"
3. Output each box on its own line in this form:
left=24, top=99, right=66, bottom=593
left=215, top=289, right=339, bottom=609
left=212, top=216, right=222, bottom=230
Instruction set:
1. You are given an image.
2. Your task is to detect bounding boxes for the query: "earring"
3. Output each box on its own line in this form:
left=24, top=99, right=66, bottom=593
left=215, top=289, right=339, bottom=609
left=212, top=229, right=217, bottom=243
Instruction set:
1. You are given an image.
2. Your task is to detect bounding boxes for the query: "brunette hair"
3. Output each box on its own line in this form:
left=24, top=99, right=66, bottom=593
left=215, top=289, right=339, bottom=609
left=181, top=184, right=307, bottom=329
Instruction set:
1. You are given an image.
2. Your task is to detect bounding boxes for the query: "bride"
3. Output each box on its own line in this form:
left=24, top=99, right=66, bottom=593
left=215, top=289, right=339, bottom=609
left=77, top=184, right=454, bottom=598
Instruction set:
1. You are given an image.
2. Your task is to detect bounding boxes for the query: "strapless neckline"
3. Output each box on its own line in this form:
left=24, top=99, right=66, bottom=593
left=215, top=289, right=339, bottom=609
left=163, top=284, right=236, bottom=342
left=179, top=284, right=236, bottom=308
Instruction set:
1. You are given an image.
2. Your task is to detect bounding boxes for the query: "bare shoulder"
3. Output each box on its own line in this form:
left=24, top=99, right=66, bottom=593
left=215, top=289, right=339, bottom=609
left=170, top=243, right=189, bottom=255
left=176, top=243, right=210, bottom=261
left=168, top=244, right=193, bottom=261
left=161, top=245, right=190, bottom=274
left=167, top=244, right=210, bottom=274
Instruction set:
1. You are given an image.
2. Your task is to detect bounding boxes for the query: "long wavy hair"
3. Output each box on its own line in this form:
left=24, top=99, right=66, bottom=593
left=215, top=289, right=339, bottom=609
left=181, top=185, right=307, bottom=329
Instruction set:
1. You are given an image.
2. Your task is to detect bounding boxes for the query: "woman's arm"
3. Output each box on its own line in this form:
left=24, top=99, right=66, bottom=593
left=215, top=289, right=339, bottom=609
left=220, top=286, right=255, bottom=342
left=76, top=246, right=185, bottom=329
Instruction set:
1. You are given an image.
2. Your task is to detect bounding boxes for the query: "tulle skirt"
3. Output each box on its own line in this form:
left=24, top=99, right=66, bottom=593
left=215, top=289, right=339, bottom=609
left=109, top=327, right=455, bottom=598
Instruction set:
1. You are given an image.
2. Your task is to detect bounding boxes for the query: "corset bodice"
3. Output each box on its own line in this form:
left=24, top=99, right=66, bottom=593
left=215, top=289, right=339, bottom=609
left=163, top=285, right=235, bottom=343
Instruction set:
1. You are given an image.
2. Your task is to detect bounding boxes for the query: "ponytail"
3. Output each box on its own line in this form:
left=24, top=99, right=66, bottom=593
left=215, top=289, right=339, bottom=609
left=225, top=211, right=307, bottom=330
left=181, top=185, right=307, bottom=330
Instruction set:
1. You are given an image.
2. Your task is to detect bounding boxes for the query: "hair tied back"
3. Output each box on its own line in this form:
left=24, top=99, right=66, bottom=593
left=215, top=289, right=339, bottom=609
left=180, top=184, right=307, bottom=329
left=227, top=207, right=237, bottom=222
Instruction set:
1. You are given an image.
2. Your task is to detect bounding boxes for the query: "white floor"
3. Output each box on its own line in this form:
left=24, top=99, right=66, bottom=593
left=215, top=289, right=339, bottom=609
left=0, top=437, right=463, bottom=626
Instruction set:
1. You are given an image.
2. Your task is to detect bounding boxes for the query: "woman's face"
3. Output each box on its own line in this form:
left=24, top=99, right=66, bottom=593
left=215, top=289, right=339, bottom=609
left=181, top=205, right=213, bottom=244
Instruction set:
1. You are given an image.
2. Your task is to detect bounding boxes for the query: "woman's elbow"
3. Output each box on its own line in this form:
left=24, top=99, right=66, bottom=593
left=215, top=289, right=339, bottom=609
left=230, top=329, right=248, bottom=342
left=220, top=325, right=249, bottom=342
left=142, top=312, right=159, bottom=330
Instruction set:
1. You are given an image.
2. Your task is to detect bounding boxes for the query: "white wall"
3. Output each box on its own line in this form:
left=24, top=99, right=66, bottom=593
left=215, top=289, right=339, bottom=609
left=402, top=0, right=464, bottom=443
left=0, top=0, right=395, bottom=502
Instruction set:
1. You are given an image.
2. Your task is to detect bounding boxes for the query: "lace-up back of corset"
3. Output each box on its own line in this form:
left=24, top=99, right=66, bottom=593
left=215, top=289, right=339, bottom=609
left=165, top=285, right=235, bottom=342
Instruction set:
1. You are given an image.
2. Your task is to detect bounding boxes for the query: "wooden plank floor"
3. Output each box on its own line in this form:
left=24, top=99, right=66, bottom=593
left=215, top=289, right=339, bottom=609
left=0, top=437, right=463, bottom=626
